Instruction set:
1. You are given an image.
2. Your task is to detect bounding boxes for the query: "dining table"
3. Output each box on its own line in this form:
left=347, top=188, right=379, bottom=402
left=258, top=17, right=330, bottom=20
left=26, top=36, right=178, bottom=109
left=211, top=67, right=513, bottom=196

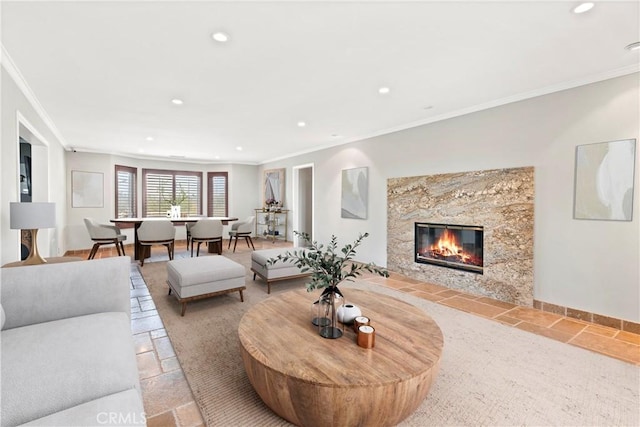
left=111, top=216, right=238, bottom=260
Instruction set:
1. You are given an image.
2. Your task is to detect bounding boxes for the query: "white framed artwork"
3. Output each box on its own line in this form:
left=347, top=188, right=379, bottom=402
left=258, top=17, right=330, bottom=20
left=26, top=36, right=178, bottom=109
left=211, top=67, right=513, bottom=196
left=574, top=139, right=636, bottom=221
left=341, top=167, right=368, bottom=219
left=72, top=170, right=104, bottom=208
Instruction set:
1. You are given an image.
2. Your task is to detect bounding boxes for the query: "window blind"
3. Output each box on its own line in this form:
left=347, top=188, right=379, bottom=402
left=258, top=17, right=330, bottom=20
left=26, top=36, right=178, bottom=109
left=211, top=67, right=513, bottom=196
left=208, top=172, right=228, bottom=217
left=115, top=165, right=137, bottom=218
left=143, top=169, right=203, bottom=217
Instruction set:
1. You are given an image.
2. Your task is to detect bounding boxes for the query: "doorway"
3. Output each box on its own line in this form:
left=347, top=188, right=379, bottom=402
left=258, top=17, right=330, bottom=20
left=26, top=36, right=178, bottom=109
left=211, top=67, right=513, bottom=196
left=292, top=164, right=314, bottom=247
left=17, top=116, right=50, bottom=260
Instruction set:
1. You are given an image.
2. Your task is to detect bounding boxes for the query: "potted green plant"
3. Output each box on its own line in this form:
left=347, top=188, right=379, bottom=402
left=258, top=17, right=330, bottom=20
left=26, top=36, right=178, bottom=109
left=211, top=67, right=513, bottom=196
left=268, top=231, right=389, bottom=339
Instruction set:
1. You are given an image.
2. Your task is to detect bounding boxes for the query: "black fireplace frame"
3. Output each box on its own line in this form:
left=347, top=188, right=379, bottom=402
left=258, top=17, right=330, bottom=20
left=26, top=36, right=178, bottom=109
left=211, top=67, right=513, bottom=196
left=414, top=222, right=484, bottom=274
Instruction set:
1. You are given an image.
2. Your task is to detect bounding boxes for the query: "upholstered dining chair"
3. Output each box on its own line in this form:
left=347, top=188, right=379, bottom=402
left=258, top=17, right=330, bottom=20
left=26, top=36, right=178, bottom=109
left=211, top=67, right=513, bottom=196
left=189, top=219, right=223, bottom=257
left=185, top=216, right=206, bottom=254
left=228, top=216, right=256, bottom=253
left=136, top=220, right=176, bottom=266
left=83, top=218, right=127, bottom=260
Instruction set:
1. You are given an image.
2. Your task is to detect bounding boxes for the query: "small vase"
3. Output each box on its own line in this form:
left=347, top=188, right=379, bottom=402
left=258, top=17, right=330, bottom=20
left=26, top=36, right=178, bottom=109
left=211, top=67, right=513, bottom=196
left=337, top=304, right=362, bottom=325
left=317, top=287, right=344, bottom=339
left=170, top=205, right=181, bottom=218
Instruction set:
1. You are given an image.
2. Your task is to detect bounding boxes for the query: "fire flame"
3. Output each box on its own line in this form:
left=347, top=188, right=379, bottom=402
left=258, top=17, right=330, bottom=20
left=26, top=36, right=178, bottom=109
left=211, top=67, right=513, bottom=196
left=430, top=229, right=470, bottom=263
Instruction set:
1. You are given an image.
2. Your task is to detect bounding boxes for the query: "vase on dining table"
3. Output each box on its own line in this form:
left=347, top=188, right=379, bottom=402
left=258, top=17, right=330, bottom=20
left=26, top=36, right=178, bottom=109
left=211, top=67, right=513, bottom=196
left=170, top=205, right=181, bottom=219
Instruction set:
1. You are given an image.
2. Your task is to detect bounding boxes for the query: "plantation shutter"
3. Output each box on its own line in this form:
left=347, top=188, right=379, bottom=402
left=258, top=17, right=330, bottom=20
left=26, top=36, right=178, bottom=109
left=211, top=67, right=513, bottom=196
left=142, top=169, right=203, bottom=217
left=208, top=172, right=228, bottom=217
left=144, top=172, right=173, bottom=217
left=115, top=165, right=137, bottom=218
left=176, top=173, right=202, bottom=217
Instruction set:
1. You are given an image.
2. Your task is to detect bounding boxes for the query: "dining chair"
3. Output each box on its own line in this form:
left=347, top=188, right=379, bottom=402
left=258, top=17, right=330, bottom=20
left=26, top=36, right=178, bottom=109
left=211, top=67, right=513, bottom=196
left=83, top=218, right=127, bottom=260
left=185, top=216, right=206, bottom=254
left=136, top=220, right=176, bottom=266
left=189, top=219, right=223, bottom=256
left=228, top=216, right=256, bottom=253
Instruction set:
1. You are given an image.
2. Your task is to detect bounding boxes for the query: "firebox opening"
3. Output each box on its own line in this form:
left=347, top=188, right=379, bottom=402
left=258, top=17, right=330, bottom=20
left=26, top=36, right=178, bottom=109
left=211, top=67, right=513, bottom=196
left=415, top=222, right=484, bottom=274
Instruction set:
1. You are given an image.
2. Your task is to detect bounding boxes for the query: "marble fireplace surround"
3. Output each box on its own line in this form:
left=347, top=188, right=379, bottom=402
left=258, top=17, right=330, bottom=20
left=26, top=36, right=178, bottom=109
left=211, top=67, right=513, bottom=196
left=387, top=167, right=534, bottom=306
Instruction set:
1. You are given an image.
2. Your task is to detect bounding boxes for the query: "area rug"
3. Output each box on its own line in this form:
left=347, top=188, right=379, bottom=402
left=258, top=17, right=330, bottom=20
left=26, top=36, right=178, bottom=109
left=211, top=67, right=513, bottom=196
left=140, top=256, right=639, bottom=426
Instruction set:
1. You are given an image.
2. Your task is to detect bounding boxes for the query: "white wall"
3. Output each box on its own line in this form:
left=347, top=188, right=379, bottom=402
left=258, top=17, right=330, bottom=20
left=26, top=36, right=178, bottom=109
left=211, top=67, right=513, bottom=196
left=261, top=73, right=640, bottom=322
left=65, top=152, right=259, bottom=251
left=1, top=66, right=67, bottom=265
left=228, top=163, right=260, bottom=224
left=65, top=152, right=115, bottom=250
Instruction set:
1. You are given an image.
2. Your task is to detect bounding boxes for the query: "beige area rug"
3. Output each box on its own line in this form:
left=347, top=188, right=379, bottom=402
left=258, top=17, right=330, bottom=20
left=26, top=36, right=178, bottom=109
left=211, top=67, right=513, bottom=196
left=140, top=255, right=639, bottom=426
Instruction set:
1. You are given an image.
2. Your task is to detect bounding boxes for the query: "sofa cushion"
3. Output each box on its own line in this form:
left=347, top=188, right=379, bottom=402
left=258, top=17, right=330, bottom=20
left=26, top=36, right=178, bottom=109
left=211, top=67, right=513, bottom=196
left=251, top=247, right=306, bottom=271
left=1, top=257, right=131, bottom=330
left=20, top=389, right=145, bottom=427
left=167, top=256, right=245, bottom=287
left=1, top=312, right=141, bottom=427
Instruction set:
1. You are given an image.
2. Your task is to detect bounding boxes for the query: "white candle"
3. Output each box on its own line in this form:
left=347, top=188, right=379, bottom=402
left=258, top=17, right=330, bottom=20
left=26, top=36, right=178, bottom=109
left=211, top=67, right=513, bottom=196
left=357, top=325, right=375, bottom=349
left=353, top=316, right=370, bottom=333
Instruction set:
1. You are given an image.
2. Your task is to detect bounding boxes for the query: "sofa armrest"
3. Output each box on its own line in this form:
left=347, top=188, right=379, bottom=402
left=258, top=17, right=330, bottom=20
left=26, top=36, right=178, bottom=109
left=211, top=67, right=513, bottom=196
left=1, top=257, right=131, bottom=330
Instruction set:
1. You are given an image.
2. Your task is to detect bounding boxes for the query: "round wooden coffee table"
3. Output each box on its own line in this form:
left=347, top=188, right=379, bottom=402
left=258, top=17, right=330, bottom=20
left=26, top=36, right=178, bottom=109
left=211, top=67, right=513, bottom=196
left=238, top=288, right=443, bottom=426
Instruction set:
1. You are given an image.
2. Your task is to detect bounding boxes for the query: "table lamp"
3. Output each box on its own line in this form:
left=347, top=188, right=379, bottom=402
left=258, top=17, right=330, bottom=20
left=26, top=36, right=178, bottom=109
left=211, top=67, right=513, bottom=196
left=10, top=202, right=56, bottom=265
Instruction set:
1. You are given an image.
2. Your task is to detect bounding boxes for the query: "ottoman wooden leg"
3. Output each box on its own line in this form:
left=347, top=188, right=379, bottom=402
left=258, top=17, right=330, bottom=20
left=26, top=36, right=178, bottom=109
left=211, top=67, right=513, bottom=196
left=181, top=302, right=187, bottom=317
left=239, top=289, right=244, bottom=302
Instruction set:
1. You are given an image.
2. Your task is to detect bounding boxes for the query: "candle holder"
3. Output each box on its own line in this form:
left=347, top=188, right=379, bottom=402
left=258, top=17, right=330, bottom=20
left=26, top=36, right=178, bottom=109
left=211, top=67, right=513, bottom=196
left=353, top=316, right=370, bottom=334
left=357, top=325, right=375, bottom=349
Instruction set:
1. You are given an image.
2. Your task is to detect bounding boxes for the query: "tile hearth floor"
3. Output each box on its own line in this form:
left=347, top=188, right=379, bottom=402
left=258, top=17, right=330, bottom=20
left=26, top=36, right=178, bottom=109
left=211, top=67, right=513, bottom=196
left=75, top=239, right=640, bottom=426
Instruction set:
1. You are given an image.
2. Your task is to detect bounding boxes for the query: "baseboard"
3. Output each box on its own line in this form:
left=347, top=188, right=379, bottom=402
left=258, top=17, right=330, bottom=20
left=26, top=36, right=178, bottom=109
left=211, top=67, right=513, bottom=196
left=533, top=299, right=640, bottom=334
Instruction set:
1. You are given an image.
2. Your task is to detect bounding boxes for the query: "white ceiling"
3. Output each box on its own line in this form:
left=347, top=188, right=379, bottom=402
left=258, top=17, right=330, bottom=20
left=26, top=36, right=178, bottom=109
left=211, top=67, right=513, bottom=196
left=2, top=1, right=639, bottom=165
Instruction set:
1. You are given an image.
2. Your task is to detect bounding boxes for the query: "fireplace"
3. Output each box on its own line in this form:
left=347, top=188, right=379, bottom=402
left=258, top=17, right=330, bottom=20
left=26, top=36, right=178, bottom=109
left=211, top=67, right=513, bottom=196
left=415, top=222, right=484, bottom=274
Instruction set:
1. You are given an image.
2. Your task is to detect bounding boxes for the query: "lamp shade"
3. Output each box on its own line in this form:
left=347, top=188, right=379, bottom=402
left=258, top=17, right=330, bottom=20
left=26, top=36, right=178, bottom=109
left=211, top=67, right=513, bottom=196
left=10, top=202, right=56, bottom=230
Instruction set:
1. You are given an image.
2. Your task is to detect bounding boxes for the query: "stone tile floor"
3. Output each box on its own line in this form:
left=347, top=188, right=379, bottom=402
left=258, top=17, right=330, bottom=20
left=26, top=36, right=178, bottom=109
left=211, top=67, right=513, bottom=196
left=78, top=239, right=640, bottom=426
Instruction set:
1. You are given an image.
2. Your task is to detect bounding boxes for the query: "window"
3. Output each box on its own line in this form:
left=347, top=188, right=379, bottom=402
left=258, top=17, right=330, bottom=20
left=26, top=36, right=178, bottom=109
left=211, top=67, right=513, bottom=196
left=208, top=172, right=228, bottom=217
left=115, top=165, right=137, bottom=218
left=142, top=169, right=202, bottom=217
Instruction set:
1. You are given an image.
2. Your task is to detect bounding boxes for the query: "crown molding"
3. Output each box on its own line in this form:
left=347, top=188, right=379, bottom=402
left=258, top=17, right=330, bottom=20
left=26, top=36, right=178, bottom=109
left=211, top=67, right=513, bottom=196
left=261, top=64, right=640, bottom=165
left=344, top=64, right=640, bottom=145
left=71, top=146, right=260, bottom=166
left=2, top=45, right=68, bottom=148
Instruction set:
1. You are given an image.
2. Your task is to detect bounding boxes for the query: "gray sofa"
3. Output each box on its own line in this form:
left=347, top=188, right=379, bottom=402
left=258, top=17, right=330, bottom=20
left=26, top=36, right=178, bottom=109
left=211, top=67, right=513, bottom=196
left=1, top=256, right=145, bottom=426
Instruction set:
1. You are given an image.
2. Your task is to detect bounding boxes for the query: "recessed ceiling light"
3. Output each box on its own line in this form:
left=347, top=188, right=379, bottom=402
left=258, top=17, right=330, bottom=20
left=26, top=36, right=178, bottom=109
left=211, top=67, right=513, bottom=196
left=212, top=32, right=230, bottom=43
left=331, top=134, right=342, bottom=138
left=236, top=146, right=243, bottom=151
left=171, top=98, right=183, bottom=105
left=378, top=87, right=390, bottom=94
left=625, top=41, right=640, bottom=51
left=146, top=136, right=154, bottom=141
left=423, top=105, right=434, bottom=110
left=297, top=121, right=306, bottom=127
left=573, top=2, right=594, bottom=14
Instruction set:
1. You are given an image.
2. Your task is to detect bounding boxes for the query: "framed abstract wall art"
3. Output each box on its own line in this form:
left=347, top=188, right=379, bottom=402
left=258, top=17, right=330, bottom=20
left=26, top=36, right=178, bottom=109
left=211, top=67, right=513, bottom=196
left=573, top=139, right=636, bottom=221
left=72, top=170, right=104, bottom=208
left=341, top=167, right=368, bottom=219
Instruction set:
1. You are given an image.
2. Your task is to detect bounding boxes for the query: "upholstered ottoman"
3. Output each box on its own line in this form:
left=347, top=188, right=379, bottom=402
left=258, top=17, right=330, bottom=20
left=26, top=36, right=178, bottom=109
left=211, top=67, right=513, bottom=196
left=167, top=256, right=246, bottom=316
left=251, top=247, right=310, bottom=294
